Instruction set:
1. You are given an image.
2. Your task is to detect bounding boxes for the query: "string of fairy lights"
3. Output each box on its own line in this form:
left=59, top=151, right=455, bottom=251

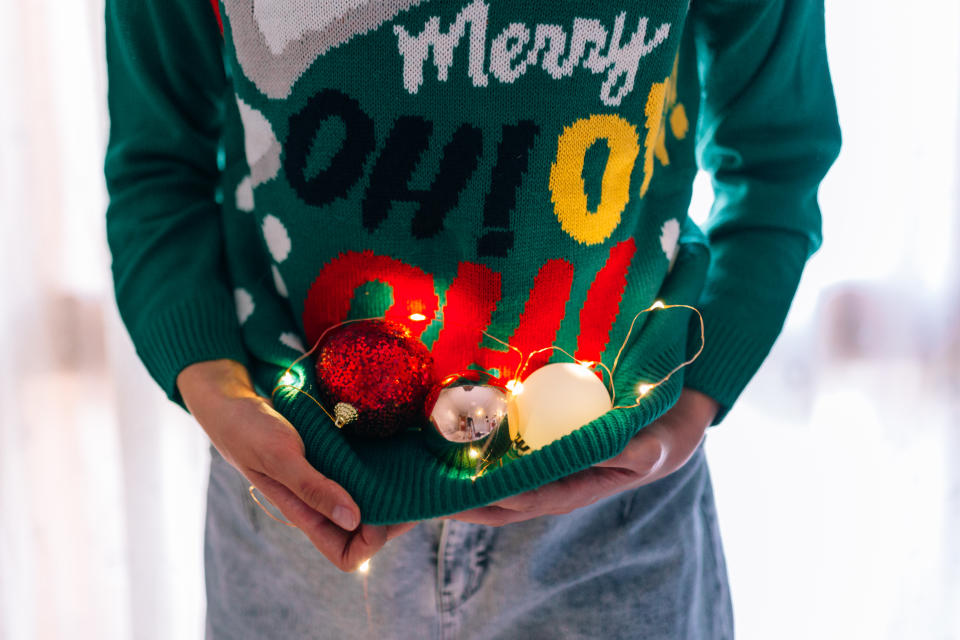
left=256, top=299, right=705, bottom=575
left=270, top=299, right=703, bottom=467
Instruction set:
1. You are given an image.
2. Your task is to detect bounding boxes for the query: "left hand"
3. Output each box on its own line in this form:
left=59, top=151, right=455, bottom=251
left=447, top=388, right=719, bottom=526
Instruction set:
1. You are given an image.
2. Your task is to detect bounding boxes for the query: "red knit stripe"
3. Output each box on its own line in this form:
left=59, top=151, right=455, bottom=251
left=480, top=259, right=574, bottom=380
left=208, top=0, right=223, bottom=34
left=576, top=237, right=637, bottom=363
left=430, top=262, right=503, bottom=379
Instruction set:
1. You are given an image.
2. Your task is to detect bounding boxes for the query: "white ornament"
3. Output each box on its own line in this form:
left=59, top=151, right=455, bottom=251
left=507, top=362, right=612, bottom=453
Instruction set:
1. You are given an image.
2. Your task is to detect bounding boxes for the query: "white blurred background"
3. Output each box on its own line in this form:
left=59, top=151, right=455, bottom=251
left=1, top=1, right=958, bottom=638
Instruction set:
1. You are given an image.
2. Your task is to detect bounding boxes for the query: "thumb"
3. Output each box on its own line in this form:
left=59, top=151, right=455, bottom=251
left=260, top=446, right=361, bottom=532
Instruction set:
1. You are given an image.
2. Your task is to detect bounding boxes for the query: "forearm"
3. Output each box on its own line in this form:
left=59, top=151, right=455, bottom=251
left=683, top=0, right=841, bottom=419
left=105, top=0, right=249, bottom=403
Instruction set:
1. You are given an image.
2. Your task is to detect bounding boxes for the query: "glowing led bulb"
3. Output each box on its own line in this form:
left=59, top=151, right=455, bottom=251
left=468, top=448, right=479, bottom=459
left=408, top=313, right=427, bottom=322
left=279, top=371, right=298, bottom=386
left=636, top=383, right=654, bottom=398
left=358, top=559, right=371, bottom=574
left=651, top=300, right=665, bottom=310
left=505, top=380, right=524, bottom=395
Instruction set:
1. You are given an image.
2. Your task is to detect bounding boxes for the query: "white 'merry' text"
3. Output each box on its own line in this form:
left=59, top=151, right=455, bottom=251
left=394, top=0, right=671, bottom=107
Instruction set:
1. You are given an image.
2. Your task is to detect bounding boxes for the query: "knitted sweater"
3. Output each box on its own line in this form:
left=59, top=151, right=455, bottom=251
left=105, top=0, right=840, bottom=523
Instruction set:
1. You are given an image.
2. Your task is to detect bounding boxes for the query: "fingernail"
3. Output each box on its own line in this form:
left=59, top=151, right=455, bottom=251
left=332, top=505, right=358, bottom=530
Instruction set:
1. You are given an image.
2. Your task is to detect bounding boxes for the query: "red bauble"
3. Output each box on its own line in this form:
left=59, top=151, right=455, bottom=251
left=314, top=319, right=434, bottom=438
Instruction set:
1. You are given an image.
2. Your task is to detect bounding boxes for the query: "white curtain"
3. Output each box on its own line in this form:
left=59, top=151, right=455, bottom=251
left=0, top=1, right=957, bottom=638
left=0, top=1, right=207, bottom=638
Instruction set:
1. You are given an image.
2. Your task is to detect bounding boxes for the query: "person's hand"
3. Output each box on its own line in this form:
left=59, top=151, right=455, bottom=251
left=448, top=388, right=719, bottom=526
left=177, top=359, right=417, bottom=571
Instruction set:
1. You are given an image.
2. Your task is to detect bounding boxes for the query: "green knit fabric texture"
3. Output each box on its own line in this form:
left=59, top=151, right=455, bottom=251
left=105, top=0, right=840, bottom=523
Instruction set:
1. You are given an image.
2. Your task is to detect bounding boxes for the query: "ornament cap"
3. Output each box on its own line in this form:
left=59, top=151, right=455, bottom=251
left=333, top=402, right=358, bottom=429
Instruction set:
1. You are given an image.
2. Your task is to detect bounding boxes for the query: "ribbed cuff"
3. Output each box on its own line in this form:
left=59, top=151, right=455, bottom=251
left=132, top=289, right=250, bottom=406
left=682, top=303, right=783, bottom=423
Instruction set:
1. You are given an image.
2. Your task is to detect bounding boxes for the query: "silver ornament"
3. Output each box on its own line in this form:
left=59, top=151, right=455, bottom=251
left=428, top=384, right=507, bottom=442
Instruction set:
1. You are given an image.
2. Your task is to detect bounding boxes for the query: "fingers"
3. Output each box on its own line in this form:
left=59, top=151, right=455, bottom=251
left=257, top=446, right=361, bottom=532
left=246, top=470, right=356, bottom=566
left=385, top=521, right=419, bottom=541
left=449, top=469, right=618, bottom=526
left=594, top=396, right=710, bottom=485
left=241, top=418, right=415, bottom=572
left=452, top=406, right=709, bottom=528
left=247, top=470, right=387, bottom=572
left=182, top=365, right=402, bottom=572
left=448, top=505, right=523, bottom=527
left=594, top=429, right=666, bottom=473
left=341, top=525, right=388, bottom=570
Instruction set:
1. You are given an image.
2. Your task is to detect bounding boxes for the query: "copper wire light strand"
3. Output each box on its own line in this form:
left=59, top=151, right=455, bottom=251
left=610, top=302, right=659, bottom=379
left=513, top=345, right=614, bottom=394
left=610, top=303, right=705, bottom=410
left=247, top=485, right=296, bottom=527
left=477, top=327, right=525, bottom=374
left=262, top=303, right=703, bottom=490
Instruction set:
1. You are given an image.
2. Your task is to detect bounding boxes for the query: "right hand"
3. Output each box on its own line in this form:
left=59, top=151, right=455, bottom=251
left=177, top=359, right=416, bottom=572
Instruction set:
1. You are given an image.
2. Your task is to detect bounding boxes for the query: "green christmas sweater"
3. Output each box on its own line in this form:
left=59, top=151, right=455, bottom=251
left=105, top=0, right=840, bottom=523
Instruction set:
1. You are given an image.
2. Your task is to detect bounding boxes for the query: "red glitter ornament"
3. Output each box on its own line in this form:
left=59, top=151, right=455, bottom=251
left=314, top=319, right=434, bottom=439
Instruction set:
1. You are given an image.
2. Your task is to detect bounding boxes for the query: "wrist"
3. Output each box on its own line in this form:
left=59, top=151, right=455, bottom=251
left=676, top=388, right=720, bottom=428
left=177, top=358, right=258, bottom=412
left=648, top=388, right=717, bottom=472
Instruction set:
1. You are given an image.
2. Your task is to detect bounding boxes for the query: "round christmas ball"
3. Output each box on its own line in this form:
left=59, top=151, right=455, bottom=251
left=314, top=319, right=433, bottom=439
left=423, top=371, right=512, bottom=468
left=507, top=362, right=612, bottom=454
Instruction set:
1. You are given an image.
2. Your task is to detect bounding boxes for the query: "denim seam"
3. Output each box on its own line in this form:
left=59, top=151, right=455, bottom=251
left=698, top=488, right=734, bottom=639
left=436, top=519, right=450, bottom=638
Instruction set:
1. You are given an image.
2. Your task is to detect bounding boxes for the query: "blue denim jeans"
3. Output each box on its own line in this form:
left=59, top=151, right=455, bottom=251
left=204, top=443, right=733, bottom=639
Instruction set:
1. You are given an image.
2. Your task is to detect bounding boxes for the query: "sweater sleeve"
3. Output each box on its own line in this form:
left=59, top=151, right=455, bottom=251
left=681, top=0, right=842, bottom=421
left=105, top=0, right=249, bottom=405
